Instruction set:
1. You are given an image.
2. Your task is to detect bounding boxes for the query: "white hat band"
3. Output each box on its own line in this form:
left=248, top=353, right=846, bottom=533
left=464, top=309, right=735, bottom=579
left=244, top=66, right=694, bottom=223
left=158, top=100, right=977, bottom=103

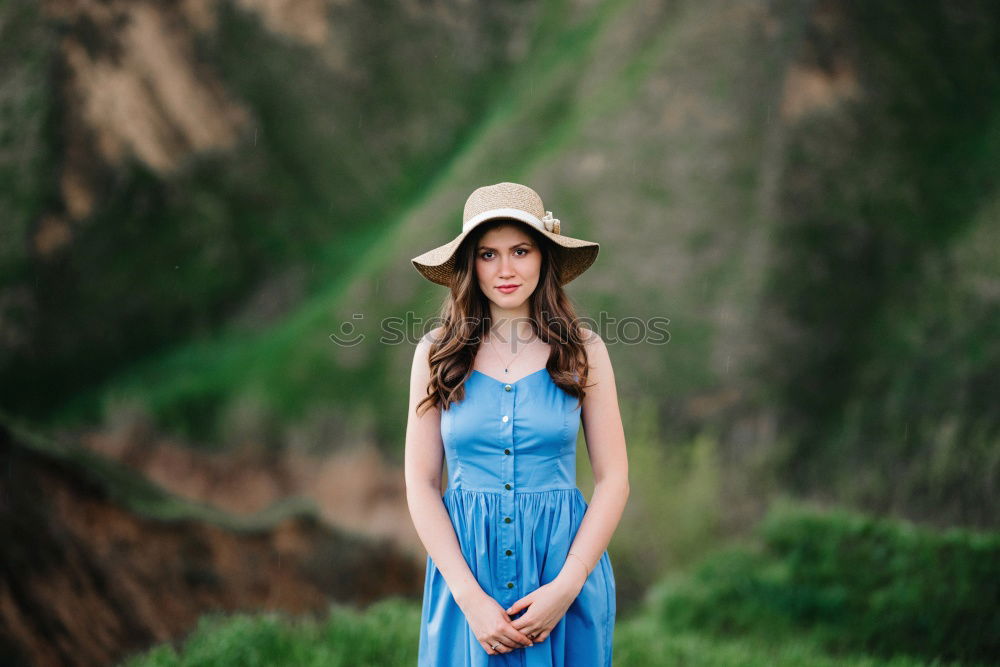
left=462, top=208, right=544, bottom=234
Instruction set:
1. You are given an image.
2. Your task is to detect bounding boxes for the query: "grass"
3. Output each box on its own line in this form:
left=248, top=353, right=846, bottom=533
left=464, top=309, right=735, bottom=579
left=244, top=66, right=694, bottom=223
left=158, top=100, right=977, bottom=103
left=118, top=599, right=422, bottom=667
left=119, top=596, right=944, bottom=667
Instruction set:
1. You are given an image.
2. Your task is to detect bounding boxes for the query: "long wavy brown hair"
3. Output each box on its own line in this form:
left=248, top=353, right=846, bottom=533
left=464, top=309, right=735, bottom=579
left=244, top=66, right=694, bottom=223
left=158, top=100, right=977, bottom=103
left=415, top=218, right=594, bottom=416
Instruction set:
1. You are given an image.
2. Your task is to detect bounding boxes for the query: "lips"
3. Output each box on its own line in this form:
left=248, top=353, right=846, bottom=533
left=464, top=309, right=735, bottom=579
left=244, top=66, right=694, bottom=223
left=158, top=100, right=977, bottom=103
left=497, top=285, right=520, bottom=293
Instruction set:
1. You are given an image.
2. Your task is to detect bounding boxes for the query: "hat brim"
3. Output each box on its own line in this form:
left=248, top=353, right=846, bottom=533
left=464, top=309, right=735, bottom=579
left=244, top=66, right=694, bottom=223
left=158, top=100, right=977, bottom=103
left=411, top=221, right=599, bottom=287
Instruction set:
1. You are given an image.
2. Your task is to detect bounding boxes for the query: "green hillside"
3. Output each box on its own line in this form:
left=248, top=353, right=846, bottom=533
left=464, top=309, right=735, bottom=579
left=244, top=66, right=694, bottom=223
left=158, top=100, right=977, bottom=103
left=1, top=0, right=997, bottom=538
left=0, top=0, right=536, bottom=426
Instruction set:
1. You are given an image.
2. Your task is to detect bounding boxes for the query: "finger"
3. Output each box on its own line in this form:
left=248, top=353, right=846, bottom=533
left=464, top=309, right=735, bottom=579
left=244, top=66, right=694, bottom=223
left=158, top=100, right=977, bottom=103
left=506, top=597, right=531, bottom=616
left=480, top=640, right=498, bottom=655
left=497, top=634, right=521, bottom=651
left=535, top=628, right=552, bottom=642
left=510, top=609, right=535, bottom=626
left=486, top=639, right=512, bottom=654
left=504, top=624, right=535, bottom=647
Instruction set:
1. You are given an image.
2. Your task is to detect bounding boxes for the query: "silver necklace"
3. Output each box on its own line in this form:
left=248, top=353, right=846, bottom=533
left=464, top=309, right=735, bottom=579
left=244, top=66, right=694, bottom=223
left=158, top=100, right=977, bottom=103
left=487, top=328, right=529, bottom=374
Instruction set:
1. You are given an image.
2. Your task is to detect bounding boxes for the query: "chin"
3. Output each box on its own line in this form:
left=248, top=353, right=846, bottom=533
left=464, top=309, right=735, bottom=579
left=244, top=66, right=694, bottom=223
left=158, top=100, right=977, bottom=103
left=493, top=293, right=526, bottom=305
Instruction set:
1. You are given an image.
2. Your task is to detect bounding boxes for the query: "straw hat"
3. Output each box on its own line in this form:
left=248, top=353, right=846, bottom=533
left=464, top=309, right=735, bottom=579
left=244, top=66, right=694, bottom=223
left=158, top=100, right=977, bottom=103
left=410, top=182, right=600, bottom=287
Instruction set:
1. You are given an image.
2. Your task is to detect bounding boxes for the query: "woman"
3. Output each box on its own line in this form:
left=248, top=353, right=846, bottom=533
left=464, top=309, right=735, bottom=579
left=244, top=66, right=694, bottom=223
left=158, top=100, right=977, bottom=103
left=405, top=182, right=629, bottom=665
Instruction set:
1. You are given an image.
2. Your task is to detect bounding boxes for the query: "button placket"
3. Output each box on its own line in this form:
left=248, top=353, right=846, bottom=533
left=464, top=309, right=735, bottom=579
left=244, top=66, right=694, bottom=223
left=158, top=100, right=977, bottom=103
left=499, top=381, right=516, bottom=601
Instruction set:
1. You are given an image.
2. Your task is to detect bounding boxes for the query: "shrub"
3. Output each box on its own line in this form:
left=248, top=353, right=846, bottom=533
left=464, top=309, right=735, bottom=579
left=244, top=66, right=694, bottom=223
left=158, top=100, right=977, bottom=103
left=654, top=500, right=1000, bottom=664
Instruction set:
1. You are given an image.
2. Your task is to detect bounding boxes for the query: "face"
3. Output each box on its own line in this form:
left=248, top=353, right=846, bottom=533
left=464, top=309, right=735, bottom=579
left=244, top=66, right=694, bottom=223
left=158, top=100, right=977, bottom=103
left=474, top=223, right=542, bottom=311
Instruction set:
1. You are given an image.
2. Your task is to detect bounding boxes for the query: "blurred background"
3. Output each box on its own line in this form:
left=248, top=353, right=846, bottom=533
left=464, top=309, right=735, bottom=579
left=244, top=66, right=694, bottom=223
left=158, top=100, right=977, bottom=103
left=1, top=0, right=998, bottom=665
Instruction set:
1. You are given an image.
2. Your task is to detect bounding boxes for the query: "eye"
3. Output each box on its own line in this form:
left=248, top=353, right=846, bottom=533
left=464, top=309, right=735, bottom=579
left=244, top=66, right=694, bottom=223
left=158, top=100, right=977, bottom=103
left=479, top=248, right=529, bottom=260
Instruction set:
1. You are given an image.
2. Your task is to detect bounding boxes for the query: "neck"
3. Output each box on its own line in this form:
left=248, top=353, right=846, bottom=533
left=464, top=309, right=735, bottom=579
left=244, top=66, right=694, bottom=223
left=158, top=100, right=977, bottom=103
left=487, top=304, right=534, bottom=351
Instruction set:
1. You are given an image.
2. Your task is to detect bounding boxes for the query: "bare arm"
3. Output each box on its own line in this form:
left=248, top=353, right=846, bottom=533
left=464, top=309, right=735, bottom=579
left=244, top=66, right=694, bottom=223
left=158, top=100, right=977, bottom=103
left=404, top=331, right=483, bottom=604
left=555, top=329, right=630, bottom=588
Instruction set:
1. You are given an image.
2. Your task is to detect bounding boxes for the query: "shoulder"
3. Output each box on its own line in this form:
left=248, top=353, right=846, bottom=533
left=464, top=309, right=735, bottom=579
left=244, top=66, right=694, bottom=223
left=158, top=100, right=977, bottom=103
left=410, top=328, right=443, bottom=398
left=413, top=326, right=444, bottom=367
left=579, top=327, right=614, bottom=383
left=416, top=326, right=445, bottom=349
left=579, top=326, right=605, bottom=352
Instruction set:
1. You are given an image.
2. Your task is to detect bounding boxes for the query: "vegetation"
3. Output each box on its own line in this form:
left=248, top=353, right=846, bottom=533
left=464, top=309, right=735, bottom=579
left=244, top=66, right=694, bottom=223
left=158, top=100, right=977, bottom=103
left=653, top=501, right=1000, bottom=665
left=121, top=501, right=995, bottom=666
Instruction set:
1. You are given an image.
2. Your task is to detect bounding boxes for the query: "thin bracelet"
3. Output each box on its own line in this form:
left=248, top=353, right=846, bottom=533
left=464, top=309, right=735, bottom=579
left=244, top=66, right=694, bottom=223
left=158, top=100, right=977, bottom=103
left=567, top=551, right=591, bottom=576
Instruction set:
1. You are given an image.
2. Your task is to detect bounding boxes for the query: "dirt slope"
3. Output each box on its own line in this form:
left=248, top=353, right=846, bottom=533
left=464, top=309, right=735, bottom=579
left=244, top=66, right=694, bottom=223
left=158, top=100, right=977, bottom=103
left=0, top=421, right=421, bottom=667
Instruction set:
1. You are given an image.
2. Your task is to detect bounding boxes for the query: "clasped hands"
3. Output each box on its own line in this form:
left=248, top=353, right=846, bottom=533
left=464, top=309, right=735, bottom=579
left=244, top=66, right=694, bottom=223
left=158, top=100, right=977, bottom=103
left=459, top=569, right=588, bottom=656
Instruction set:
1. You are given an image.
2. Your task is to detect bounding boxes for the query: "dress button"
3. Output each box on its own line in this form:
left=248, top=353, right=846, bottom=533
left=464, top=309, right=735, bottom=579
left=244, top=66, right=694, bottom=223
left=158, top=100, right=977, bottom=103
left=504, top=448, right=510, bottom=455
left=505, top=483, right=511, bottom=490
left=501, top=415, right=509, bottom=423
left=506, top=549, right=513, bottom=556
left=504, top=516, right=512, bottom=523
left=504, top=384, right=512, bottom=391
left=507, top=582, right=514, bottom=589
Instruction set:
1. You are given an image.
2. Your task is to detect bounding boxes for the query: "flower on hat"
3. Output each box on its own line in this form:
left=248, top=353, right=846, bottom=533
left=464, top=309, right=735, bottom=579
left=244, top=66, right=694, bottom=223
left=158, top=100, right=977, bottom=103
left=542, top=211, right=561, bottom=235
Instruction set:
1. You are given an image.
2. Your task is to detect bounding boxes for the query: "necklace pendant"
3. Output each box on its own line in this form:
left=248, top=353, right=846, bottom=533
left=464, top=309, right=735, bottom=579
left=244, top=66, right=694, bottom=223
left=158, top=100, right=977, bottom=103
left=504, top=368, right=509, bottom=373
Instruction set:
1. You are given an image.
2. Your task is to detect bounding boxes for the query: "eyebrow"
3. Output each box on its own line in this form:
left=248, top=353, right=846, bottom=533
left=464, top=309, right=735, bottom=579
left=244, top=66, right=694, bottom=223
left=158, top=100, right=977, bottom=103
left=477, top=241, right=535, bottom=251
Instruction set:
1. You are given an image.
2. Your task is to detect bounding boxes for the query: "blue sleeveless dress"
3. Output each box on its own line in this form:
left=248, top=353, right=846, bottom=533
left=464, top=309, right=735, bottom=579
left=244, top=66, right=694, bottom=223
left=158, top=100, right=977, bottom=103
left=418, top=367, right=616, bottom=666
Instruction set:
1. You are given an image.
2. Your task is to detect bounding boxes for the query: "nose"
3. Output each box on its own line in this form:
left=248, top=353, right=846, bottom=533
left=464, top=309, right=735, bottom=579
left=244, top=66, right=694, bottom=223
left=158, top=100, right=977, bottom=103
left=499, top=255, right=515, bottom=278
